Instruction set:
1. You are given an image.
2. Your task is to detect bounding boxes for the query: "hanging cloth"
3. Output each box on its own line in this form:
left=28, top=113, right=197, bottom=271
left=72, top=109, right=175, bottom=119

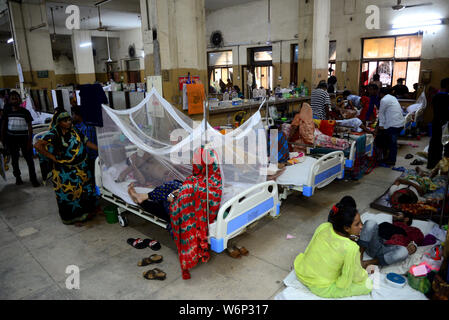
left=169, top=147, right=223, bottom=271
left=79, top=83, right=108, bottom=127
left=187, top=83, right=205, bottom=115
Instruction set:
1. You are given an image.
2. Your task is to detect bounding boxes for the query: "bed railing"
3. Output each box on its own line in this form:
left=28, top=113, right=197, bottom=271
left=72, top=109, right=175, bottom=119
left=209, top=180, right=279, bottom=253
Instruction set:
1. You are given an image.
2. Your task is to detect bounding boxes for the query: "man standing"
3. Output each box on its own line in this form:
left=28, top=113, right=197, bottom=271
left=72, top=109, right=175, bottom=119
left=427, top=77, right=449, bottom=169
left=392, top=78, right=410, bottom=99
left=310, top=81, right=331, bottom=120
left=377, top=88, right=405, bottom=166
left=0, top=91, right=39, bottom=187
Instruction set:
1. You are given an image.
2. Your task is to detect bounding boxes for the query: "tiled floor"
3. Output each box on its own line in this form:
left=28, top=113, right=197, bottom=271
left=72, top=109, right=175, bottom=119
left=0, top=136, right=430, bottom=299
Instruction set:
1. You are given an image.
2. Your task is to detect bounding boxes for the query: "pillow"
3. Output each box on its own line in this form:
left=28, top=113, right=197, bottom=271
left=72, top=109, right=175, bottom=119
left=318, top=120, right=336, bottom=137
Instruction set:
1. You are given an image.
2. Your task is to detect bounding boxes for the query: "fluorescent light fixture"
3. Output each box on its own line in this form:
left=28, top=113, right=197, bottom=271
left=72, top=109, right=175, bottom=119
left=392, top=19, right=442, bottom=29
left=79, top=42, right=92, bottom=48
left=7, top=38, right=13, bottom=43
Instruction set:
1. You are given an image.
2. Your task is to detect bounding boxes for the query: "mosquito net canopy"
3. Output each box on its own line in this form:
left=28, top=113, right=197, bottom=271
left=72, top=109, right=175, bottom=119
left=97, top=88, right=268, bottom=206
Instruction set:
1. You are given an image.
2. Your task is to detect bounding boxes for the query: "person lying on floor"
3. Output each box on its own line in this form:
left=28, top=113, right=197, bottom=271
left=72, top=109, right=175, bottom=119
left=358, top=211, right=420, bottom=269
left=294, top=197, right=372, bottom=298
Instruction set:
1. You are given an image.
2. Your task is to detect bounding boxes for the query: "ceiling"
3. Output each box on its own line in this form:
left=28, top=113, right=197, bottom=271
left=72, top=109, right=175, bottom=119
left=205, top=0, right=260, bottom=12
left=0, top=0, right=261, bottom=35
left=47, top=1, right=141, bottom=32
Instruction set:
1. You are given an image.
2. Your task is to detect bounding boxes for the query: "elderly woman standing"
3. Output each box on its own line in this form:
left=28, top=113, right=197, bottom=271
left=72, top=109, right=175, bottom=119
left=34, top=112, right=98, bottom=225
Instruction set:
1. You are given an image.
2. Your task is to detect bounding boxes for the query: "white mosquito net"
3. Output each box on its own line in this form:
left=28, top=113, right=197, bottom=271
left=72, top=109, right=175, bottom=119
left=97, top=88, right=268, bottom=207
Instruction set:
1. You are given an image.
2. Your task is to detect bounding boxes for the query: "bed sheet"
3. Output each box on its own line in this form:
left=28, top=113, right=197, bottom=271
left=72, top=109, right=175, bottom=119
left=274, top=270, right=427, bottom=300
left=101, top=162, right=153, bottom=206
left=276, top=157, right=317, bottom=186
left=274, top=212, right=439, bottom=300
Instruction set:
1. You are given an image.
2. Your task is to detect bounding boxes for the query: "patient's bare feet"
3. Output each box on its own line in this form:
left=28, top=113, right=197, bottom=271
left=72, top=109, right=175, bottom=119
left=128, top=183, right=146, bottom=204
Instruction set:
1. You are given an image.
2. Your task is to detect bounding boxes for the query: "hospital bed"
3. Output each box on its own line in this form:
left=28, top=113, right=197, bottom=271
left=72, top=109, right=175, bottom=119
left=308, top=133, right=374, bottom=169
left=94, top=148, right=281, bottom=254
left=277, top=151, right=345, bottom=200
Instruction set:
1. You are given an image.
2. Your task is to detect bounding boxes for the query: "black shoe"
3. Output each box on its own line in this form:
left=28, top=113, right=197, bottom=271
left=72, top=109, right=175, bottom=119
left=31, top=179, right=40, bottom=188
left=15, top=177, right=24, bottom=185
left=411, top=159, right=425, bottom=166
left=405, top=154, right=414, bottom=159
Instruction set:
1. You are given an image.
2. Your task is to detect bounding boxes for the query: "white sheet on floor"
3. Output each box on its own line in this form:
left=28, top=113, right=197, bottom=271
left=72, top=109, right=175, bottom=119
left=275, top=211, right=439, bottom=300
left=276, top=157, right=317, bottom=186
left=275, top=270, right=427, bottom=300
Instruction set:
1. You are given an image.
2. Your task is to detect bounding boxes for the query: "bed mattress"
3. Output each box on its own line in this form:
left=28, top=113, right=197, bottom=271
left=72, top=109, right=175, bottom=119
left=276, top=157, right=317, bottom=186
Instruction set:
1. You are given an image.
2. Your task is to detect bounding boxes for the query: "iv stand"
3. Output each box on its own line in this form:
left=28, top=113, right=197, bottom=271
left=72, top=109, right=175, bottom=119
left=204, top=99, right=210, bottom=232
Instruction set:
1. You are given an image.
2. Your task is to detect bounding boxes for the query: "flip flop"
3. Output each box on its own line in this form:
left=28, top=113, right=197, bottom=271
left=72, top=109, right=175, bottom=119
left=138, top=254, right=163, bottom=267
left=378, top=163, right=391, bottom=168
left=143, top=268, right=166, bottom=280
left=411, top=159, right=425, bottom=166
left=405, top=154, right=414, bottom=159
left=149, top=239, right=161, bottom=251
left=233, top=245, right=249, bottom=256
left=226, top=247, right=241, bottom=259
left=127, top=238, right=161, bottom=250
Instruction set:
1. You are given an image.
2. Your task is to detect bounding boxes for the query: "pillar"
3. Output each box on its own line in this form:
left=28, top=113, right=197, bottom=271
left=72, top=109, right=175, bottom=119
left=8, top=0, right=56, bottom=90
left=71, top=30, right=96, bottom=84
left=298, top=0, right=331, bottom=91
left=140, top=0, right=207, bottom=106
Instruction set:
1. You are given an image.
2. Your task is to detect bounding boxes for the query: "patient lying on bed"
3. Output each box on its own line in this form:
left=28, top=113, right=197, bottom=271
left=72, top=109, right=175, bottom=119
left=127, top=180, right=183, bottom=222
left=294, top=197, right=372, bottom=298
left=116, top=152, right=169, bottom=188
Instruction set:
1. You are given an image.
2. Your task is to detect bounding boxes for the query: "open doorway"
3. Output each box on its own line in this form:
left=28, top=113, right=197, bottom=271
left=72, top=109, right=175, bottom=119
left=126, top=59, right=141, bottom=84
left=254, top=66, right=273, bottom=91
left=247, top=46, right=273, bottom=96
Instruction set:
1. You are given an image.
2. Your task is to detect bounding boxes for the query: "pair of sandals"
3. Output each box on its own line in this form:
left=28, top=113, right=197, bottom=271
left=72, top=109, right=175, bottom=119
left=227, top=245, right=249, bottom=259
left=138, top=254, right=166, bottom=280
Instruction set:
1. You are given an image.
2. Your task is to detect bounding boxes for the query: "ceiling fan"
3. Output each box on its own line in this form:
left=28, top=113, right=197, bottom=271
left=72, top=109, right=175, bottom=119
left=88, top=5, right=113, bottom=32
left=389, top=0, right=433, bottom=11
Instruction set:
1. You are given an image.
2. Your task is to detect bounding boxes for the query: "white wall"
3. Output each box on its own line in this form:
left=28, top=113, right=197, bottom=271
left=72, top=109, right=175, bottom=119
left=118, top=28, right=145, bottom=71
left=92, top=36, right=119, bottom=73
left=206, top=0, right=449, bottom=67
left=0, top=42, right=18, bottom=76
left=53, top=54, right=75, bottom=75
left=205, top=0, right=299, bottom=65
left=330, top=0, right=449, bottom=61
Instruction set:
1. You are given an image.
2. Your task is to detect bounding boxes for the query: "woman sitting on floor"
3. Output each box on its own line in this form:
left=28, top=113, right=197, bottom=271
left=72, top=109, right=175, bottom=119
left=294, top=197, right=372, bottom=298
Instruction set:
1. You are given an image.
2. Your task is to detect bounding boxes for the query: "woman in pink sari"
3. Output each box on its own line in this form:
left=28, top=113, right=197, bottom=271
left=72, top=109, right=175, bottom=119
left=288, top=103, right=315, bottom=153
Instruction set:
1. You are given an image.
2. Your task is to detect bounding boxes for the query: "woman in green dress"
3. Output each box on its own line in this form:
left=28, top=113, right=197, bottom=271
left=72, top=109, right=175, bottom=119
left=34, top=112, right=98, bottom=225
left=294, top=200, right=372, bottom=298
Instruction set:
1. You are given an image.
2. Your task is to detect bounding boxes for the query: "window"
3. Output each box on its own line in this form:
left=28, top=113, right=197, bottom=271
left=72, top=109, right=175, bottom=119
left=328, top=41, right=336, bottom=77
left=248, top=46, right=274, bottom=91
left=254, top=50, right=272, bottom=62
left=208, top=50, right=233, bottom=94
left=361, top=34, right=422, bottom=91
